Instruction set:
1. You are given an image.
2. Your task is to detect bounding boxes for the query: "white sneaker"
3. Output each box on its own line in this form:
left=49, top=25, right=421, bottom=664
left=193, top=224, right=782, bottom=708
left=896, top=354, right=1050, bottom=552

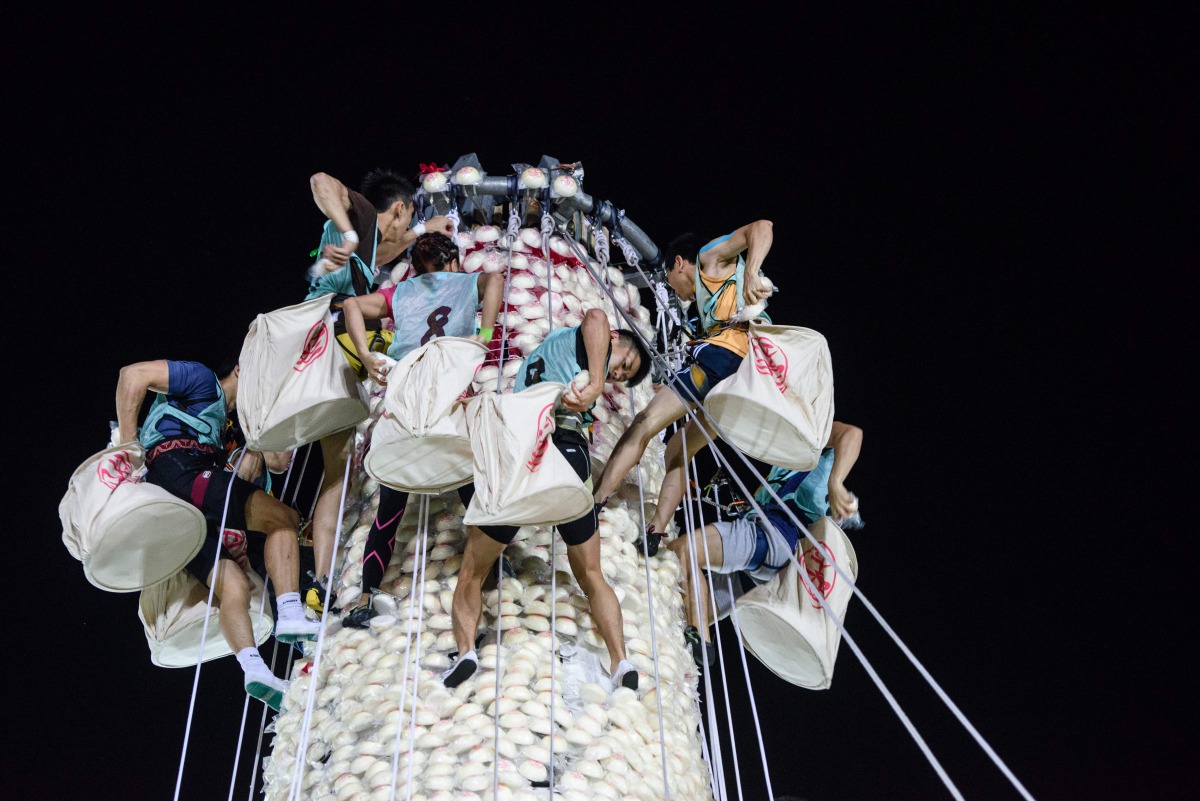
left=275, top=616, right=322, bottom=643
left=244, top=667, right=288, bottom=711
left=612, top=659, right=639, bottom=692
left=441, top=650, right=479, bottom=688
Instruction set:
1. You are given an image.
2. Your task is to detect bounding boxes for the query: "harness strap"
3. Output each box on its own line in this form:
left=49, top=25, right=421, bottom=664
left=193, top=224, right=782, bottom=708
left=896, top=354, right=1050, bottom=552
left=147, top=438, right=220, bottom=463
left=190, top=469, right=213, bottom=508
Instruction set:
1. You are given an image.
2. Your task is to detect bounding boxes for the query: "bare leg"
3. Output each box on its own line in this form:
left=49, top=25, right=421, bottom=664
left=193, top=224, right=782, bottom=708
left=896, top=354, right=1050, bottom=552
left=566, top=534, right=627, bottom=675
left=313, top=429, right=353, bottom=580
left=245, top=489, right=302, bottom=595
left=450, top=526, right=506, bottom=658
left=593, top=388, right=693, bottom=503
left=210, top=559, right=255, bottom=652
left=649, top=414, right=720, bottom=534
left=667, top=524, right=725, bottom=641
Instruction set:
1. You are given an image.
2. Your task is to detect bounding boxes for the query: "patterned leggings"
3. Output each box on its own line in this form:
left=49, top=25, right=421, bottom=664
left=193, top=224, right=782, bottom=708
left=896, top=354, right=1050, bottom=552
left=360, top=486, right=409, bottom=597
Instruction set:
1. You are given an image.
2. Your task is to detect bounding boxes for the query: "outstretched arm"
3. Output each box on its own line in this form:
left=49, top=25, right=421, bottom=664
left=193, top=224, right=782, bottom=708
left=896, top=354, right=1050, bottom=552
left=826, top=421, right=863, bottom=520
left=310, top=173, right=358, bottom=267
left=342, top=293, right=392, bottom=384
left=562, top=309, right=610, bottom=412
left=115, top=360, right=170, bottom=444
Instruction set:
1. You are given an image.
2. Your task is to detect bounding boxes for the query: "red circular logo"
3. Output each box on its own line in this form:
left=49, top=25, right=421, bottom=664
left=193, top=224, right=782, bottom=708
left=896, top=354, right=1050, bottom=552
left=525, top=402, right=556, bottom=472
left=752, top=335, right=788, bottom=394
left=294, top=320, right=329, bottom=372
left=800, top=540, right=837, bottom=608
left=97, top=452, right=134, bottom=490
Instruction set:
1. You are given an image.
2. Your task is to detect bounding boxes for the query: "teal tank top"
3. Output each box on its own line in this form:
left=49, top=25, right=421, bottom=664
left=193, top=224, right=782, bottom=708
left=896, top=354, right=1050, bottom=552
left=386, top=272, right=480, bottom=361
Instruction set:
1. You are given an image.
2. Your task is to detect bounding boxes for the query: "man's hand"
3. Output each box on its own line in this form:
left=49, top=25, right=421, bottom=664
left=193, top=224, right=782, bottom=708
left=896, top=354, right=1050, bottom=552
left=827, top=481, right=857, bottom=522
left=561, top=381, right=603, bottom=412
left=362, top=352, right=390, bottom=385
left=423, top=216, right=455, bottom=238
left=742, top=271, right=772, bottom=305
left=322, top=239, right=358, bottom=267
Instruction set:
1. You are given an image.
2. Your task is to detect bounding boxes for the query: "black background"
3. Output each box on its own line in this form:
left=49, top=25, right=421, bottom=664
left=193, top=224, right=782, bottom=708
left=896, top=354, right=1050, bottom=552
left=7, top=6, right=1194, bottom=800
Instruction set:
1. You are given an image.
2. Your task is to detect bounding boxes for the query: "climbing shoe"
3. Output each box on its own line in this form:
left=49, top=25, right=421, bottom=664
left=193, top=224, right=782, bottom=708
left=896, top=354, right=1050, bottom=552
left=612, top=659, right=639, bottom=692
left=244, top=667, right=288, bottom=711
left=303, top=571, right=329, bottom=615
left=442, top=650, right=479, bottom=688
left=275, top=617, right=322, bottom=644
left=642, top=525, right=663, bottom=558
left=684, top=625, right=717, bottom=668
left=342, top=602, right=375, bottom=630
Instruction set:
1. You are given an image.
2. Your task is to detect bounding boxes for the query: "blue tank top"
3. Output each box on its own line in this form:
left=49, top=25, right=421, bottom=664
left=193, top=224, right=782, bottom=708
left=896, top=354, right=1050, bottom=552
left=386, top=272, right=480, bottom=361
left=749, top=448, right=835, bottom=553
left=138, top=361, right=228, bottom=451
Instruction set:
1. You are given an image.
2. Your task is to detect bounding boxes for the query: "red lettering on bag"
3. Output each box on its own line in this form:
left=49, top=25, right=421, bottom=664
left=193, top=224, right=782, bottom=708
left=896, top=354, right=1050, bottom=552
left=525, top=403, right=556, bottom=472
left=294, top=320, right=329, bottom=372
left=752, top=335, right=789, bottom=394
left=97, top=452, right=134, bottom=490
left=800, top=540, right=837, bottom=608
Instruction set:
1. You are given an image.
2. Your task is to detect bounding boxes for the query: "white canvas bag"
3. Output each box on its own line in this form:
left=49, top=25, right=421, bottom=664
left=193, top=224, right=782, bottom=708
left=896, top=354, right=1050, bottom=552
left=238, top=294, right=368, bottom=452
left=704, top=321, right=835, bottom=471
left=365, top=337, right=488, bottom=492
left=139, top=564, right=273, bottom=668
left=60, top=442, right=207, bottom=593
left=462, top=381, right=594, bottom=527
left=735, top=517, right=858, bottom=689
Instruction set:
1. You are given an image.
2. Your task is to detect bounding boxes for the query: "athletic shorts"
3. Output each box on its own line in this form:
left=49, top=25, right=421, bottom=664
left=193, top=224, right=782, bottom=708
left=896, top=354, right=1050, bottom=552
left=456, top=433, right=597, bottom=547
left=668, top=342, right=744, bottom=403
left=146, top=447, right=259, bottom=584
left=335, top=328, right=394, bottom=381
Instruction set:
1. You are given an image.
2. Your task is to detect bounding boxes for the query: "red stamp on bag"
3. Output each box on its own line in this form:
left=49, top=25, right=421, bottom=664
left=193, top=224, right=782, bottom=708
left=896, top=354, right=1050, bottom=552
left=97, top=452, right=134, bottom=490
left=526, top=402, right=555, bottom=472
left=801, top=540, right=837, bottom=608
left=752, top=334, right=788, bottom=394
left=294, top=320, right=329, bottom=372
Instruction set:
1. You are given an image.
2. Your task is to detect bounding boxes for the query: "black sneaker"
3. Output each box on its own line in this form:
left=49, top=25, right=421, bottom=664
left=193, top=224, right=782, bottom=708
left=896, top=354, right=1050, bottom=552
left=643, top=525, right=662, bottom=558
left=442, top=651, right=479, bottom=688
left=343, top=602, right=375, bottom=629
left=684, top=625, right=717, bottom=668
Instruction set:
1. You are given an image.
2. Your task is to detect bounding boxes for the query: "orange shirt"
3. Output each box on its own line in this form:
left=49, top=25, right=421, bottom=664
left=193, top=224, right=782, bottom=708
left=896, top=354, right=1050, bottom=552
left=697, top=271, right=749, bottom=357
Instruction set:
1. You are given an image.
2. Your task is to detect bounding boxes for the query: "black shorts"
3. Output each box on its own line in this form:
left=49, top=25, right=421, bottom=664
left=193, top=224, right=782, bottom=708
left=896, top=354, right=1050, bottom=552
left=146, top=447, right=259, bottom=584
left=457, top=432, right=597, bottom=547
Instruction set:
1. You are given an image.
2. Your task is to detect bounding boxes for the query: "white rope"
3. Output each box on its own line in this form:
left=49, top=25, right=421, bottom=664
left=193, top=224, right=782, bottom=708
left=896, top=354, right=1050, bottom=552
left=402, top=495, right=432, bottom=800
left=286, top=451, right=352, bottom=801
left=678, top=445, right=726, bottom=801
left=629, top=393, right=673, bottom=801
left=245, top=640, right=291, bottom=801
left=685, top=433, right=745, bottom=801
left=174, top=446, right=247, bottom=801
left=548, top=528, right=558, bottom=792
left=227, top=554, right=277, bottom=801
left=541, top=208, right=555, bottom=335
left=491, top=543, right=504, bottom=801
left=386, top=494, right=427, bottom=801
left=592, top=220, right=610, bottom=284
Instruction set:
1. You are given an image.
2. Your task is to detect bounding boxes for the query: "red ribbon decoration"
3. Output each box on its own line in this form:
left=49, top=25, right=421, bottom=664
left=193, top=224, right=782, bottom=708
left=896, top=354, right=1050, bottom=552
left=418, top=162, right=448, bottom=175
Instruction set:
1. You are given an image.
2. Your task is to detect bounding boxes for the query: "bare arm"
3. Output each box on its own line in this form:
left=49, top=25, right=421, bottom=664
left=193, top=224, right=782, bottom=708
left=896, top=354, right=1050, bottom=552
left=561, top=309, right=610, bottom=412
left=310, top=173, right=358, bottom=266
left=825, top=421, right=863, bottom=520
left=698, top=219, right=774, bottom=304
left=476, top=273, right=503, bottom=336
left=115, top=360, right=170, bottom=444
left=342, top=293, right=392, bottom=383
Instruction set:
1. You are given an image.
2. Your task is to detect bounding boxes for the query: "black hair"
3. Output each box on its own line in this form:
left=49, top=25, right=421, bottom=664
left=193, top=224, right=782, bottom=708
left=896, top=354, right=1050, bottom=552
left=411, top=232, right=460, bottom=274
left=664, top=232, right=702, bottom=270
left=215, top=356, right=239, bottom=380
left=617, top=330, right=653, bottom=387
left=361, top=168, right=416, bottom=213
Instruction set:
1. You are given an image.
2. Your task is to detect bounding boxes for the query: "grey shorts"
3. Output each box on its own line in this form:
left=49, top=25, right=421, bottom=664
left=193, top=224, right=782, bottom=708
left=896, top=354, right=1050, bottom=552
left=707, top=516, right=794, bottom=620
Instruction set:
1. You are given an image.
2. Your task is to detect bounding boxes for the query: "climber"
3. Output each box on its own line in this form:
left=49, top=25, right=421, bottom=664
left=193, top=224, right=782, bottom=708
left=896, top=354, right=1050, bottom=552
left=667, top=421, right=862, bottom=668
left=302, top=168, right=454, bottom=615
left=592, top=221, right=775, bottom=554
left=444, top=308, right=652, bottom=692
left=114, top=357, right=322, bottom=709
left=335, top=231, right=503, bottom=628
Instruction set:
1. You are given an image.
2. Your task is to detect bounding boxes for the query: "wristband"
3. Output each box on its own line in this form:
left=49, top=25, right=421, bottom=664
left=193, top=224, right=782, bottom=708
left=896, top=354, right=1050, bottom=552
left=477, top=326, right=494, bottom=344
left=342, top=229, right=359, bottom=243
left=411, top=222, right=426, bottom=236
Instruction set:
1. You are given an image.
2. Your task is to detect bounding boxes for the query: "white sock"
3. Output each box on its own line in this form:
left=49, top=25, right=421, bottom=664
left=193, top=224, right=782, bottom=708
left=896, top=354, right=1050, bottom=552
left=277, top=592, right=304, bottom=621
left=236, top=647, right=266, bottom=674
left=458, top=649, right=477, bottom=663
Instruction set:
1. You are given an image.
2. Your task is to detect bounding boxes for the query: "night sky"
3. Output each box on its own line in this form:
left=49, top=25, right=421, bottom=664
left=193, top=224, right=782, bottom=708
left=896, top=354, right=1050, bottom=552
left=10, top=7, right=1193, bottom=800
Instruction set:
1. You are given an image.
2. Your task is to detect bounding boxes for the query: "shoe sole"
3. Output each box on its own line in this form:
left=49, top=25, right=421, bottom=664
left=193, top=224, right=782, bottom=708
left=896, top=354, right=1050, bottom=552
left=443, top=659, right=478, bottom=689
left=620, top=670, right=639, bottom=691
left=246, top=680, right=284, bottom=711
left=276, top=628, right=321, bottom=644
